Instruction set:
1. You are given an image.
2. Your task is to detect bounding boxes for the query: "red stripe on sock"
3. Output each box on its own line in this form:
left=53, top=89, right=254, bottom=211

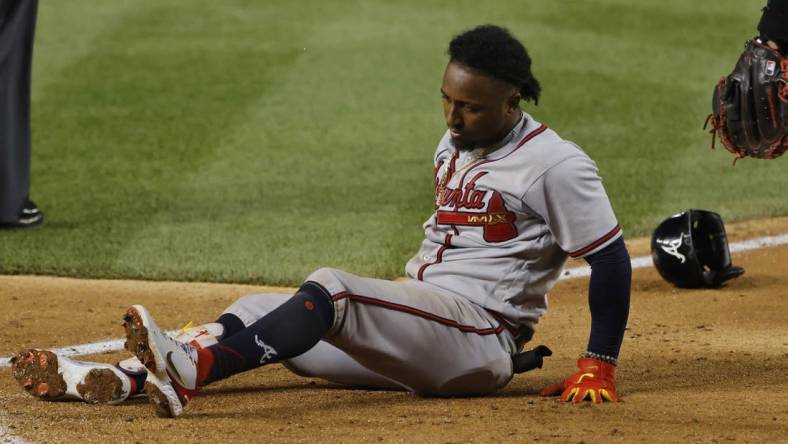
left=196, top=347, right=214, bottom=387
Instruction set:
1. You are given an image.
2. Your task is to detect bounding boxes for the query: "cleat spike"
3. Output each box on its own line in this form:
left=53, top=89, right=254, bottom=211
left=12, top=349, right=131, bottom=404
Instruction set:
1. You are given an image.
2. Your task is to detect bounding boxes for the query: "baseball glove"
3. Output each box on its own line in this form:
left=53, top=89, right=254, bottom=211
left=705, top=38, right=788, bottom=160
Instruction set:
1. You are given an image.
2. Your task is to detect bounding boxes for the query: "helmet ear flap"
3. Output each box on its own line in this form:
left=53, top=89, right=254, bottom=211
left=705, top=266, right=745, bottom=288
left=690, top=210, right=744, bottom=288
left=651, top=209, right=744, bottom=288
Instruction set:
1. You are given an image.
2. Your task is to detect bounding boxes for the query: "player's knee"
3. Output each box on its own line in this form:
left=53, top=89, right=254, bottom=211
left=303, top=268, right=352, bottom=336
left=305, top=267, right=347, bottom=296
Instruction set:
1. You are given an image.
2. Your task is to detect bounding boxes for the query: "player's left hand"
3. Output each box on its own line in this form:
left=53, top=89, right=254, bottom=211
left=539, top=357, right=620, bottom=403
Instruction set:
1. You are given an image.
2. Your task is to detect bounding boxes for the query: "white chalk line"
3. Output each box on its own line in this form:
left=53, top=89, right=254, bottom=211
left=0, top=416, right=27, bottom=444
left=0, top=334, right=177, bottom=368
left=1, top=232, right=787, bottom=371
left=0, top=339, right=127, bottom=369
left=558, top=232, right=788, bottom=280
left=0, top=419, right=27, bottom=444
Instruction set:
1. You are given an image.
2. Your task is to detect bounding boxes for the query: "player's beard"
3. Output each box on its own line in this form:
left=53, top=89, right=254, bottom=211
left=454, top=141, right=477, bottom=151
left=450, top=133, right=477, bottom=151
left=450, top=128, right=502, bottom=152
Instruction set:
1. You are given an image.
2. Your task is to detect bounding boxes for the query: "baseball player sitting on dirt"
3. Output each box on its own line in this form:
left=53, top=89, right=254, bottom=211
left=11, top=24, right=632, bottom=417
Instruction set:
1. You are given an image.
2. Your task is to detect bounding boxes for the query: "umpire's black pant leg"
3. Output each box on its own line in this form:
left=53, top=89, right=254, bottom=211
left=0, top=0, right=38, bottom=222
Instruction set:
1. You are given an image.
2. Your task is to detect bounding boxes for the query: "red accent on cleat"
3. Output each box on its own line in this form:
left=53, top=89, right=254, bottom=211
left=37, top=382, right=48, bottom=396
left=305, top=301, right=315, bottom=311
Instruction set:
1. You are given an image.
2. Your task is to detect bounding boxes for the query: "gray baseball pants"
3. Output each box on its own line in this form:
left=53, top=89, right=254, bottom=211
left=223, top=268, right=518, bottom=396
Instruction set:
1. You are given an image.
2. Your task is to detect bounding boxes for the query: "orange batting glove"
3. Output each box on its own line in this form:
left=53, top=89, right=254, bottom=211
left=539, top=357, right=620, bottom=403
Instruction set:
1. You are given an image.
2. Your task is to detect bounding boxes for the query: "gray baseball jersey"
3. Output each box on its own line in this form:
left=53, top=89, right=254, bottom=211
left=226, top=112, right=621, bottom=395
left=406, top=112, right=621, bottom=329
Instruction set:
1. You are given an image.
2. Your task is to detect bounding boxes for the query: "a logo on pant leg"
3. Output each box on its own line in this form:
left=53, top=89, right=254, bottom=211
left=254, top=334, right=278, bottom=364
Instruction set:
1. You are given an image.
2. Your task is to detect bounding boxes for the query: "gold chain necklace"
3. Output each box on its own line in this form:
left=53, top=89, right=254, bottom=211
left=435, top=115, right=525, bottom=203
left=436, top=150, right=485, bottom=204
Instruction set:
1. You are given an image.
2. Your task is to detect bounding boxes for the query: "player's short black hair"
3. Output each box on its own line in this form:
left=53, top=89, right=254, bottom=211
left=448, top=25, right=541, bottom=105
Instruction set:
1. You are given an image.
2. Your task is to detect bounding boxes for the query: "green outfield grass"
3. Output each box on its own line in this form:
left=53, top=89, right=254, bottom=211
left=0, top=0, right=783, bottom=285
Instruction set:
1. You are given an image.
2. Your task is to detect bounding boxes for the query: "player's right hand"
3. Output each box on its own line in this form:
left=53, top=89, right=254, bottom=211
left=539, top=357, right=620, bottom=404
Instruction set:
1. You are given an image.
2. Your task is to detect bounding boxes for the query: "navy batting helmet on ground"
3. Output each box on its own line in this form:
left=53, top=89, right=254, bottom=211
left=651, top=209, right=744, bottom=288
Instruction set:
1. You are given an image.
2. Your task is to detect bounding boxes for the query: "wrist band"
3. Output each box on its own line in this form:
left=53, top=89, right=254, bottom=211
left=582, top=351, right=619, bottom=366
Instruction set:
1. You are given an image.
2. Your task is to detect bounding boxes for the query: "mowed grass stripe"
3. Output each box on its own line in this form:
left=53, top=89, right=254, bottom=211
left=114, top=2, right=453, bottom=284
left=30, top=3, right=137, bottom=102
left=9, top=3, right=304, bottom=278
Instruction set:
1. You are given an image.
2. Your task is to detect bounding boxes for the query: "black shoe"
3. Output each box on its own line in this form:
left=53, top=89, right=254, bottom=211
left=0, top=199, right=44, bottom=229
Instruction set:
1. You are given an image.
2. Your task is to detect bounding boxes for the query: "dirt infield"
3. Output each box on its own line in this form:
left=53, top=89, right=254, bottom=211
left=2, top=218, right=788, bottom=443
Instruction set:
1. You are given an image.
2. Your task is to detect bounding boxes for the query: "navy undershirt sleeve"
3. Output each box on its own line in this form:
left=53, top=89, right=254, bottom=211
left=584, top=236, right=631, bottom=359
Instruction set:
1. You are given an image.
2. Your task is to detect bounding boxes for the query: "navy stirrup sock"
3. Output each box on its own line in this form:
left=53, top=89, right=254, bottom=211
left=199, top=282, right=335, bottom=385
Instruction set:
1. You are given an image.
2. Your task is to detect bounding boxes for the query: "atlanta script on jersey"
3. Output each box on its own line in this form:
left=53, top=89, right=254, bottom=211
left=406, top=113, right=622, bottom=329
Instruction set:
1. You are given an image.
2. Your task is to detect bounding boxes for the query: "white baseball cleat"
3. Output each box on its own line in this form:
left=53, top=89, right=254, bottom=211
left=122, top=304, right=201, bottom=418
left=173, top=320, right=222, bottom=348
left=10, top=349, right=132, bottom=404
